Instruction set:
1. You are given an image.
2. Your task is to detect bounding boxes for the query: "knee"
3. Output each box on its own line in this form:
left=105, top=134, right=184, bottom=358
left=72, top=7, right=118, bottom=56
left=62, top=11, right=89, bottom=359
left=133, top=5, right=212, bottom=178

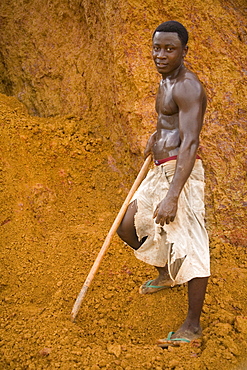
left=117, top=220, right=132, bottom=243
left=117, top=222, right=125, bottom=241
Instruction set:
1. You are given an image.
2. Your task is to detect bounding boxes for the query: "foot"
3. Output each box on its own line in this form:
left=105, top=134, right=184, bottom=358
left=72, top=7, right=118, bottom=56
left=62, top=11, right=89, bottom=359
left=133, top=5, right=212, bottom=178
left=139, top=275, right=173, bottom=294
left=157, top=326, right=202, bottom=348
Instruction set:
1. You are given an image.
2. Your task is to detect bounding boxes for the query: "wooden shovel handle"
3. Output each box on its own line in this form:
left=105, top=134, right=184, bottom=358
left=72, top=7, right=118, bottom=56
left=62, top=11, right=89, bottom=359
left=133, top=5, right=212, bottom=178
left=71, top=155, right=152, bottom=321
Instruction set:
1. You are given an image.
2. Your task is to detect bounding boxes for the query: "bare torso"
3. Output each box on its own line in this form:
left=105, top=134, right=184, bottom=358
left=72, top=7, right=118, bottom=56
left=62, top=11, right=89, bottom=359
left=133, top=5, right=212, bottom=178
left=152, top=67, right=206, bottom=160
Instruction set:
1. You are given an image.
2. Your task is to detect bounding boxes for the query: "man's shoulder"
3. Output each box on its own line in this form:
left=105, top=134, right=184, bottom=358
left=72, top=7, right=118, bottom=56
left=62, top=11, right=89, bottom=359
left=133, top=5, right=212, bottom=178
left=177, top=67, right=201, bottom=86
left=174, top=68, right=205, bottom=99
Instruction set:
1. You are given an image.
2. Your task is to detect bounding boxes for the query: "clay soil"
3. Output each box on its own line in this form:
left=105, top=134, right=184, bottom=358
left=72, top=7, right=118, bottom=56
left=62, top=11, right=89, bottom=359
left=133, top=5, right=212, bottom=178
left=0, top=93, right=247, bottom=370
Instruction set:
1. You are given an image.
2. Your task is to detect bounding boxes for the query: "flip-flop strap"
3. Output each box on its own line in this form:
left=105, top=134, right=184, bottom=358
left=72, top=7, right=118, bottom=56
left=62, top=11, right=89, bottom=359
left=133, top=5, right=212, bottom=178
left=170, top=337, right=191, bottom=343
left=166, top=332, right=190, bottom=343
left=146, top=280, right=167, bottom=289
left=167, top=331, right=175, bottom=340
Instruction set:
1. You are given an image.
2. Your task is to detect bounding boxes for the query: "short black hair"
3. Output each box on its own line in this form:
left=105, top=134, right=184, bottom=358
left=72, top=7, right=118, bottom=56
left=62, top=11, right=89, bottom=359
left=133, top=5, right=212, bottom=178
left=153, top=21, right=189, bottom=47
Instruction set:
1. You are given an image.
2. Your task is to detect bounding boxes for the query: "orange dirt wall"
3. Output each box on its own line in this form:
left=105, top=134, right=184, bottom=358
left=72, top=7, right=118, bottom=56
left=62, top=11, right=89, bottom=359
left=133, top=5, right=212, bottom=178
left=0, top=0, right=246, bottom=247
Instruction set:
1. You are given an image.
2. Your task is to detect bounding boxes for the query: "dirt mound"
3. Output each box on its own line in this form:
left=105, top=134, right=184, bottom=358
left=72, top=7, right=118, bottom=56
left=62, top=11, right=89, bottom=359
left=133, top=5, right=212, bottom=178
left=0, top=0, right=247, bottom=368
left=0, top=94, right=247, bottom=369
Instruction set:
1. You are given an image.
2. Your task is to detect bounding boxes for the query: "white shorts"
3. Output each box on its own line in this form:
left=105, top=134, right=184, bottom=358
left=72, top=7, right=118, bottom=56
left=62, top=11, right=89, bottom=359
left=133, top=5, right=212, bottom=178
left=131, top=159, right=210, bottom=285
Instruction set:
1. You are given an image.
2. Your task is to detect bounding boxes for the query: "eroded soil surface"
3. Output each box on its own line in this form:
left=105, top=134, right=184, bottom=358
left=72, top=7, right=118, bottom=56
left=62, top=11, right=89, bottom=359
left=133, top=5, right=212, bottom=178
left=1, top=94, right=247, bottom=369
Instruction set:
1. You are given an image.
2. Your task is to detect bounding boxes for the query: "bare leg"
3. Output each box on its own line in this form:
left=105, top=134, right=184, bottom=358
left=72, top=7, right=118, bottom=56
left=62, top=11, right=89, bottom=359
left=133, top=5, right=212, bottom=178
left=117, top=200, right=142, bottom=250
left=157, top=276, right=208, bottom=345
left=139, top=265, right=173, bottom=294
left=118, top=201, right=173, bottom=293
left=172, top=276, right=208, bottom=337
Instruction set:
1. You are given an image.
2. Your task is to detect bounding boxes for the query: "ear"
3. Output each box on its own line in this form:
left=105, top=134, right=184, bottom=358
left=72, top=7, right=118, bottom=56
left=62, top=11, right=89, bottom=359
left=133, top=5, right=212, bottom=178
left=183, top=46, right=188, bottom=58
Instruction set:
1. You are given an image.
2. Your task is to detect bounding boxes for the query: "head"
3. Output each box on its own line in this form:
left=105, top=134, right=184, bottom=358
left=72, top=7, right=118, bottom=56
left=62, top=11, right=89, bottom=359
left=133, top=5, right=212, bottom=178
left=152, top=21, right=189, bottom=77
left=152, top=21, right=189, bottom=47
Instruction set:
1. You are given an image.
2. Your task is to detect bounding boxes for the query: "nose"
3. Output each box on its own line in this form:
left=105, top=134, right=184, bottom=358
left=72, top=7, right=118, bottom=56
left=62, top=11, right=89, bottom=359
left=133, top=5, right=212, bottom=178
left=157, top=49, right=167, bottom=59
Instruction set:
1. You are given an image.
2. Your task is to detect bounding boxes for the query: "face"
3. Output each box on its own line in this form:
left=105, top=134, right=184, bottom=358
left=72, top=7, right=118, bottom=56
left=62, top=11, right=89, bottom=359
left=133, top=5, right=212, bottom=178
left=152, top=32, right=188, bottom=77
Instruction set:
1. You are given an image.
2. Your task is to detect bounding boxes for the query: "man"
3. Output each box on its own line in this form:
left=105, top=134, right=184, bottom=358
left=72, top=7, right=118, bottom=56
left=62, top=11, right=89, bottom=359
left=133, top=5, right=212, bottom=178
left=117, top=20, right=210, bottom=347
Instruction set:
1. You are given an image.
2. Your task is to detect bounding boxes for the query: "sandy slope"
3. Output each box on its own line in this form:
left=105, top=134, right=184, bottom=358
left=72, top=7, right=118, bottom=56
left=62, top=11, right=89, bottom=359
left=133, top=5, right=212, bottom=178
left=1, top=94, right=247, bottom=370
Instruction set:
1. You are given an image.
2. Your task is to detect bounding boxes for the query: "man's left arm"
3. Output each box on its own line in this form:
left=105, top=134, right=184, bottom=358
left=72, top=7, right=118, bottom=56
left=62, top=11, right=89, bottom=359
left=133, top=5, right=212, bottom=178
left=154, top=78, right=206, bottom=225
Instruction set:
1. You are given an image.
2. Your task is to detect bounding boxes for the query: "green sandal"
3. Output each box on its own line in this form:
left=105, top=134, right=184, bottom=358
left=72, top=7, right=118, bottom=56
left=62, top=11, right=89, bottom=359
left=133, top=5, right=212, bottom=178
left=139, top=279, right=171, bottom=294
left=157, top=331, right=192, bottom=348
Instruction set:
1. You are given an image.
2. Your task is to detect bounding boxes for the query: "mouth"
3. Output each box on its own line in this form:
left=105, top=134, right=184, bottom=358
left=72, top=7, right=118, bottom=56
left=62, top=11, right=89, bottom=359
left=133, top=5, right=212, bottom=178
left=156, top=62, right=168, bottom=68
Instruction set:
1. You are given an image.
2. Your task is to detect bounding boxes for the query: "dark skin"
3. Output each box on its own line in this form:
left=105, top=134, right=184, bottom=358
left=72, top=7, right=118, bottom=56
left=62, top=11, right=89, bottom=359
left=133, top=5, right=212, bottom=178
left=117, top=32, right=209, bottom=342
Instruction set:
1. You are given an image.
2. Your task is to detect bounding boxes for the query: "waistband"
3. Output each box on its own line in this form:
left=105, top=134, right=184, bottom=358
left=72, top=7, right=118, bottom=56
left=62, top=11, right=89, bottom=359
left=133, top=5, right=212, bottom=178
left=154, top=155, right=201, bottom=166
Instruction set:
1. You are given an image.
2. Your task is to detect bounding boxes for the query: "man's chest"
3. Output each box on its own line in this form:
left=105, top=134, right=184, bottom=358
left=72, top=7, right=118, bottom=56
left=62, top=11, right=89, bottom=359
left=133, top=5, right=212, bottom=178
left=156, top=81, right=178, bottom=116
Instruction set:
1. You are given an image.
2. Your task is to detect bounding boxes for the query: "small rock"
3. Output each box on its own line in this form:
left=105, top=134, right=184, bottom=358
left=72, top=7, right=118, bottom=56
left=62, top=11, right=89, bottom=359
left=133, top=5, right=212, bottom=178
left=39, top=347, right=52, bottom=356
left=90, top=365, right=100, bottom=370
left=107, top=343, right=121, bottom=358
left=234, top=316, right=247, bottom=334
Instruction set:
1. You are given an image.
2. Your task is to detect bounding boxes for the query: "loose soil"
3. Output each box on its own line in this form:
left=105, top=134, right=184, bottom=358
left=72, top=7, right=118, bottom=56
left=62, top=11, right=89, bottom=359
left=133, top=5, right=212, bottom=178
left=1, top=94, right=247, bottom=370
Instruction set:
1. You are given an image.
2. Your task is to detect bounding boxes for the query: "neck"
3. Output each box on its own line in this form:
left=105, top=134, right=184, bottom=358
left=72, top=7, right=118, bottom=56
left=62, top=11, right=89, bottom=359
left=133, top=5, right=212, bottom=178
left=161, top=63, right=184, bottom=80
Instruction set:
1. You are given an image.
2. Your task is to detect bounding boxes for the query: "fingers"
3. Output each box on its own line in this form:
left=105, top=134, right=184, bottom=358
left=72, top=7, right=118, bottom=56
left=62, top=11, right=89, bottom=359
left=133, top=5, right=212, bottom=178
left=156, top=217, right=168, bottom=226
left=144, top=149, right=152, bottom=160
left=154, top=215, right=166, bottom=226
left=153, top=208, right=158, bottom=218
left=153, top=203, right=176, bottom=225
left=154, top=214, right=175, bottom=225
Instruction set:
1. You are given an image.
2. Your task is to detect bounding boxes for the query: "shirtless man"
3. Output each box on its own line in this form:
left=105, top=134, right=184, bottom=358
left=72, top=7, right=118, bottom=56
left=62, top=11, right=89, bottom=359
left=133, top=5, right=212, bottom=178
left=117, top=21, right=210, bottom=347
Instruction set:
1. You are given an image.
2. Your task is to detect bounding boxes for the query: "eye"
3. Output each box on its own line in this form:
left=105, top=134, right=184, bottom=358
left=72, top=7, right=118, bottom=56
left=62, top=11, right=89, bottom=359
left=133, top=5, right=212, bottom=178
left=166, top=47, right=174, bottom=52
left=153, top=46, right=160, bottom=52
